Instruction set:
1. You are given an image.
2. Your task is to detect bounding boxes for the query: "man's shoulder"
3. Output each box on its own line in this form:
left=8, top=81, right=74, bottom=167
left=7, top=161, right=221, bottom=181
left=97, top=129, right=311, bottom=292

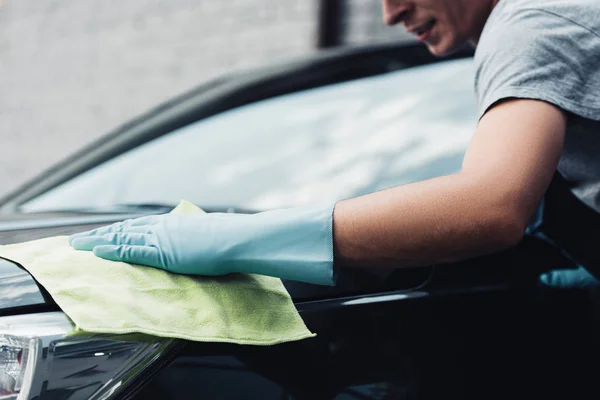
left=476, top=0, right=599, bottom=66
left=473, top=0, right=600, bottom=121
left=483, top=0, right=599, bottom=37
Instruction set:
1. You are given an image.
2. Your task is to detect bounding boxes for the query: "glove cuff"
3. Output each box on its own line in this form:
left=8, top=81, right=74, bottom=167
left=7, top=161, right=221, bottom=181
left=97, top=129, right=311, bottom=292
left=226, top=203, right=337, bottom=286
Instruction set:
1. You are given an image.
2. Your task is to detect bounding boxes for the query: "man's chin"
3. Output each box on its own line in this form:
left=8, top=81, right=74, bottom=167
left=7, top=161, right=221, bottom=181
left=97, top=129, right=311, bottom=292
left=425, top=40, right=471, bottom=57
left=425, top=43, right=448, bottom=57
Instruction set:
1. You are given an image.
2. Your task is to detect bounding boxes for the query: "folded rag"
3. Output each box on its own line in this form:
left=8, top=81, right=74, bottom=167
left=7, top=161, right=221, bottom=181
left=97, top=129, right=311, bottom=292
left=0, top=200, right=315, bottom=345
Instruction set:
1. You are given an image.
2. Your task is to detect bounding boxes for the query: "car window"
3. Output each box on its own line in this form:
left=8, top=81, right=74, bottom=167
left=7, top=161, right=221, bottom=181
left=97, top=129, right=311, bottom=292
left=21, top=58, right=477, bottom=212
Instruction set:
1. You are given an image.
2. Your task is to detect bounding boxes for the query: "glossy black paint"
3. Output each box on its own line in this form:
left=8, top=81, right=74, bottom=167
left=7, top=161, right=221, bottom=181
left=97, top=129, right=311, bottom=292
left=0, top=257, right=46, bottom=310
left=136, top=276, right=600, bottom=400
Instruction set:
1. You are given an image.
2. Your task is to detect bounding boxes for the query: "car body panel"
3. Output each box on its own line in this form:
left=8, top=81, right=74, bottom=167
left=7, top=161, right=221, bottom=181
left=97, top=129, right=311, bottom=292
left=0, top=257, right=46, bottom=310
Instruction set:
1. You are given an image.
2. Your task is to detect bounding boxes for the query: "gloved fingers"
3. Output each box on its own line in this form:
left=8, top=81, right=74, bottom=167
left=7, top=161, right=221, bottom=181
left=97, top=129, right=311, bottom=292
left=539, top=266, right=599, bottom=289
left=68, top=216, right=161, bottom=244
left=69, top=227, right=109, bottom=244
left=71, top=232, right=153, bottom=251
left=92, top=244, right=162, bottom=268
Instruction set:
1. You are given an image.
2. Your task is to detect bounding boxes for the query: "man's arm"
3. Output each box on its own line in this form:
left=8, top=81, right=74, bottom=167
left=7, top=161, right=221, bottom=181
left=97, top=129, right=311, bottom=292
left=333, top=99, right=566, bottom=268
left=68, top=99, right=566, bottom=286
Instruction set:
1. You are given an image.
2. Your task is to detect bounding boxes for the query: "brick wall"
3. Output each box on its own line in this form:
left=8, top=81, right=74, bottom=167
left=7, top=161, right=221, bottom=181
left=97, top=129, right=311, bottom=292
left=0, top=0, right=412, bottom=197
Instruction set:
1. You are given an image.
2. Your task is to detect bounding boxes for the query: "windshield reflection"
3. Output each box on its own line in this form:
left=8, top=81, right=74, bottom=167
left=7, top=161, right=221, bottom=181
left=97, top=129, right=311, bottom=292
left=22, top=58, right=478, bottom=212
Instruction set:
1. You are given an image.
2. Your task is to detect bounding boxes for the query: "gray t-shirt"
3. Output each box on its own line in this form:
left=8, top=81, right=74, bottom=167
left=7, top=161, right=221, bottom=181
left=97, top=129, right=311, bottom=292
left=474, top=0, right=600, bottom=211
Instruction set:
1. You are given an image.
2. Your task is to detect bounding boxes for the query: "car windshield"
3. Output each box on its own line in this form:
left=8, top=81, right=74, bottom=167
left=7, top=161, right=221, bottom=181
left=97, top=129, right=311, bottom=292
left=20, top=58, right=477, bottom=213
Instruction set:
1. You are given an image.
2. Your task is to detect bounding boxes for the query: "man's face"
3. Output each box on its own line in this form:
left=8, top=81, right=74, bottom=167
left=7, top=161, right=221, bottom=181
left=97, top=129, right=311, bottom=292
left=382, top=0, right=496, bottom=56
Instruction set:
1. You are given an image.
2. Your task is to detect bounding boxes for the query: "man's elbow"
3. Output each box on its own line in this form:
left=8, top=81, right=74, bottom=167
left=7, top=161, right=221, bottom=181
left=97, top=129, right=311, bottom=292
left=464, top=174, right=533, bottom=252
left=488, top=208, right=528, bottom=251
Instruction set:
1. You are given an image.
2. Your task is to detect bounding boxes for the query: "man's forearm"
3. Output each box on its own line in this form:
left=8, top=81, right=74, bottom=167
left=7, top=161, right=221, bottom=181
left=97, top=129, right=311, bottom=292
left=332, top=172, right=527, bottom=269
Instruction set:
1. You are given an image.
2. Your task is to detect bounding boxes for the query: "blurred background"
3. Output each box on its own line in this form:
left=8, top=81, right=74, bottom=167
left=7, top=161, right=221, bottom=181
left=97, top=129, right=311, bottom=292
left=0, top=0, right=414, bottom=198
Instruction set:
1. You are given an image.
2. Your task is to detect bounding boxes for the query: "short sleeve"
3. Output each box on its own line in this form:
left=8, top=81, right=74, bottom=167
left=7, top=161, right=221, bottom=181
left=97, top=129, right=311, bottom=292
left=474, top=7, right=600, bottom=121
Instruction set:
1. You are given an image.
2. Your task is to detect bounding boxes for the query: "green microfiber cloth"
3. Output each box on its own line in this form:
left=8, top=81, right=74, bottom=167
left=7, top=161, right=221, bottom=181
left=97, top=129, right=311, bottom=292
left=0, top=200, right=315, bottom=345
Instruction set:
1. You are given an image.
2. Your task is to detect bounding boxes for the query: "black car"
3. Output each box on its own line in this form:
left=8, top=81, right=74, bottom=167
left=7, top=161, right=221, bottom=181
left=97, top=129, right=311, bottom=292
left=1, top=43, right=599, bottom=400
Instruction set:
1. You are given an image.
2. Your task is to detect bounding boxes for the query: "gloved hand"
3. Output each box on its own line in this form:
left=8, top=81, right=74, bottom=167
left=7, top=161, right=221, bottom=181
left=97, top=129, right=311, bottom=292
left=539, top=266, right=599, bottom=289
left=69, top=204, right=337, bottom=286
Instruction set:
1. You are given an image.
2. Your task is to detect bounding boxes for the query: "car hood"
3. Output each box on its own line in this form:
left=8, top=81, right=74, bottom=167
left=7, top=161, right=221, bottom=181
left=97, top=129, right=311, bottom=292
left=0, top=211, right=378, bottom=314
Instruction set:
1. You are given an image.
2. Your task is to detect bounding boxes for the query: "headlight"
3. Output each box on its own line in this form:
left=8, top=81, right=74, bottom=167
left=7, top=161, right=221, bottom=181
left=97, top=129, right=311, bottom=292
left=0, top=312, right=182, bottom=400
left=0, top=335, right=38, bottom=399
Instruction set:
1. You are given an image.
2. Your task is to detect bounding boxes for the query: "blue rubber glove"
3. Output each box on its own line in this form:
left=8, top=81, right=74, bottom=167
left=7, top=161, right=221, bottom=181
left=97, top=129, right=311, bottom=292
left=526, top=201, right=599, bottom=289
left=69, top=204, right=337, bottom=286
left=539, top=266, right=599, bottom=289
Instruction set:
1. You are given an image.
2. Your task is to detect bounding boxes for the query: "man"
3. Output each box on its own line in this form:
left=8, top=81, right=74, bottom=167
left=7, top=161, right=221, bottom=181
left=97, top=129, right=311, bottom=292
left=69, top=0, right=600, bottom=288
